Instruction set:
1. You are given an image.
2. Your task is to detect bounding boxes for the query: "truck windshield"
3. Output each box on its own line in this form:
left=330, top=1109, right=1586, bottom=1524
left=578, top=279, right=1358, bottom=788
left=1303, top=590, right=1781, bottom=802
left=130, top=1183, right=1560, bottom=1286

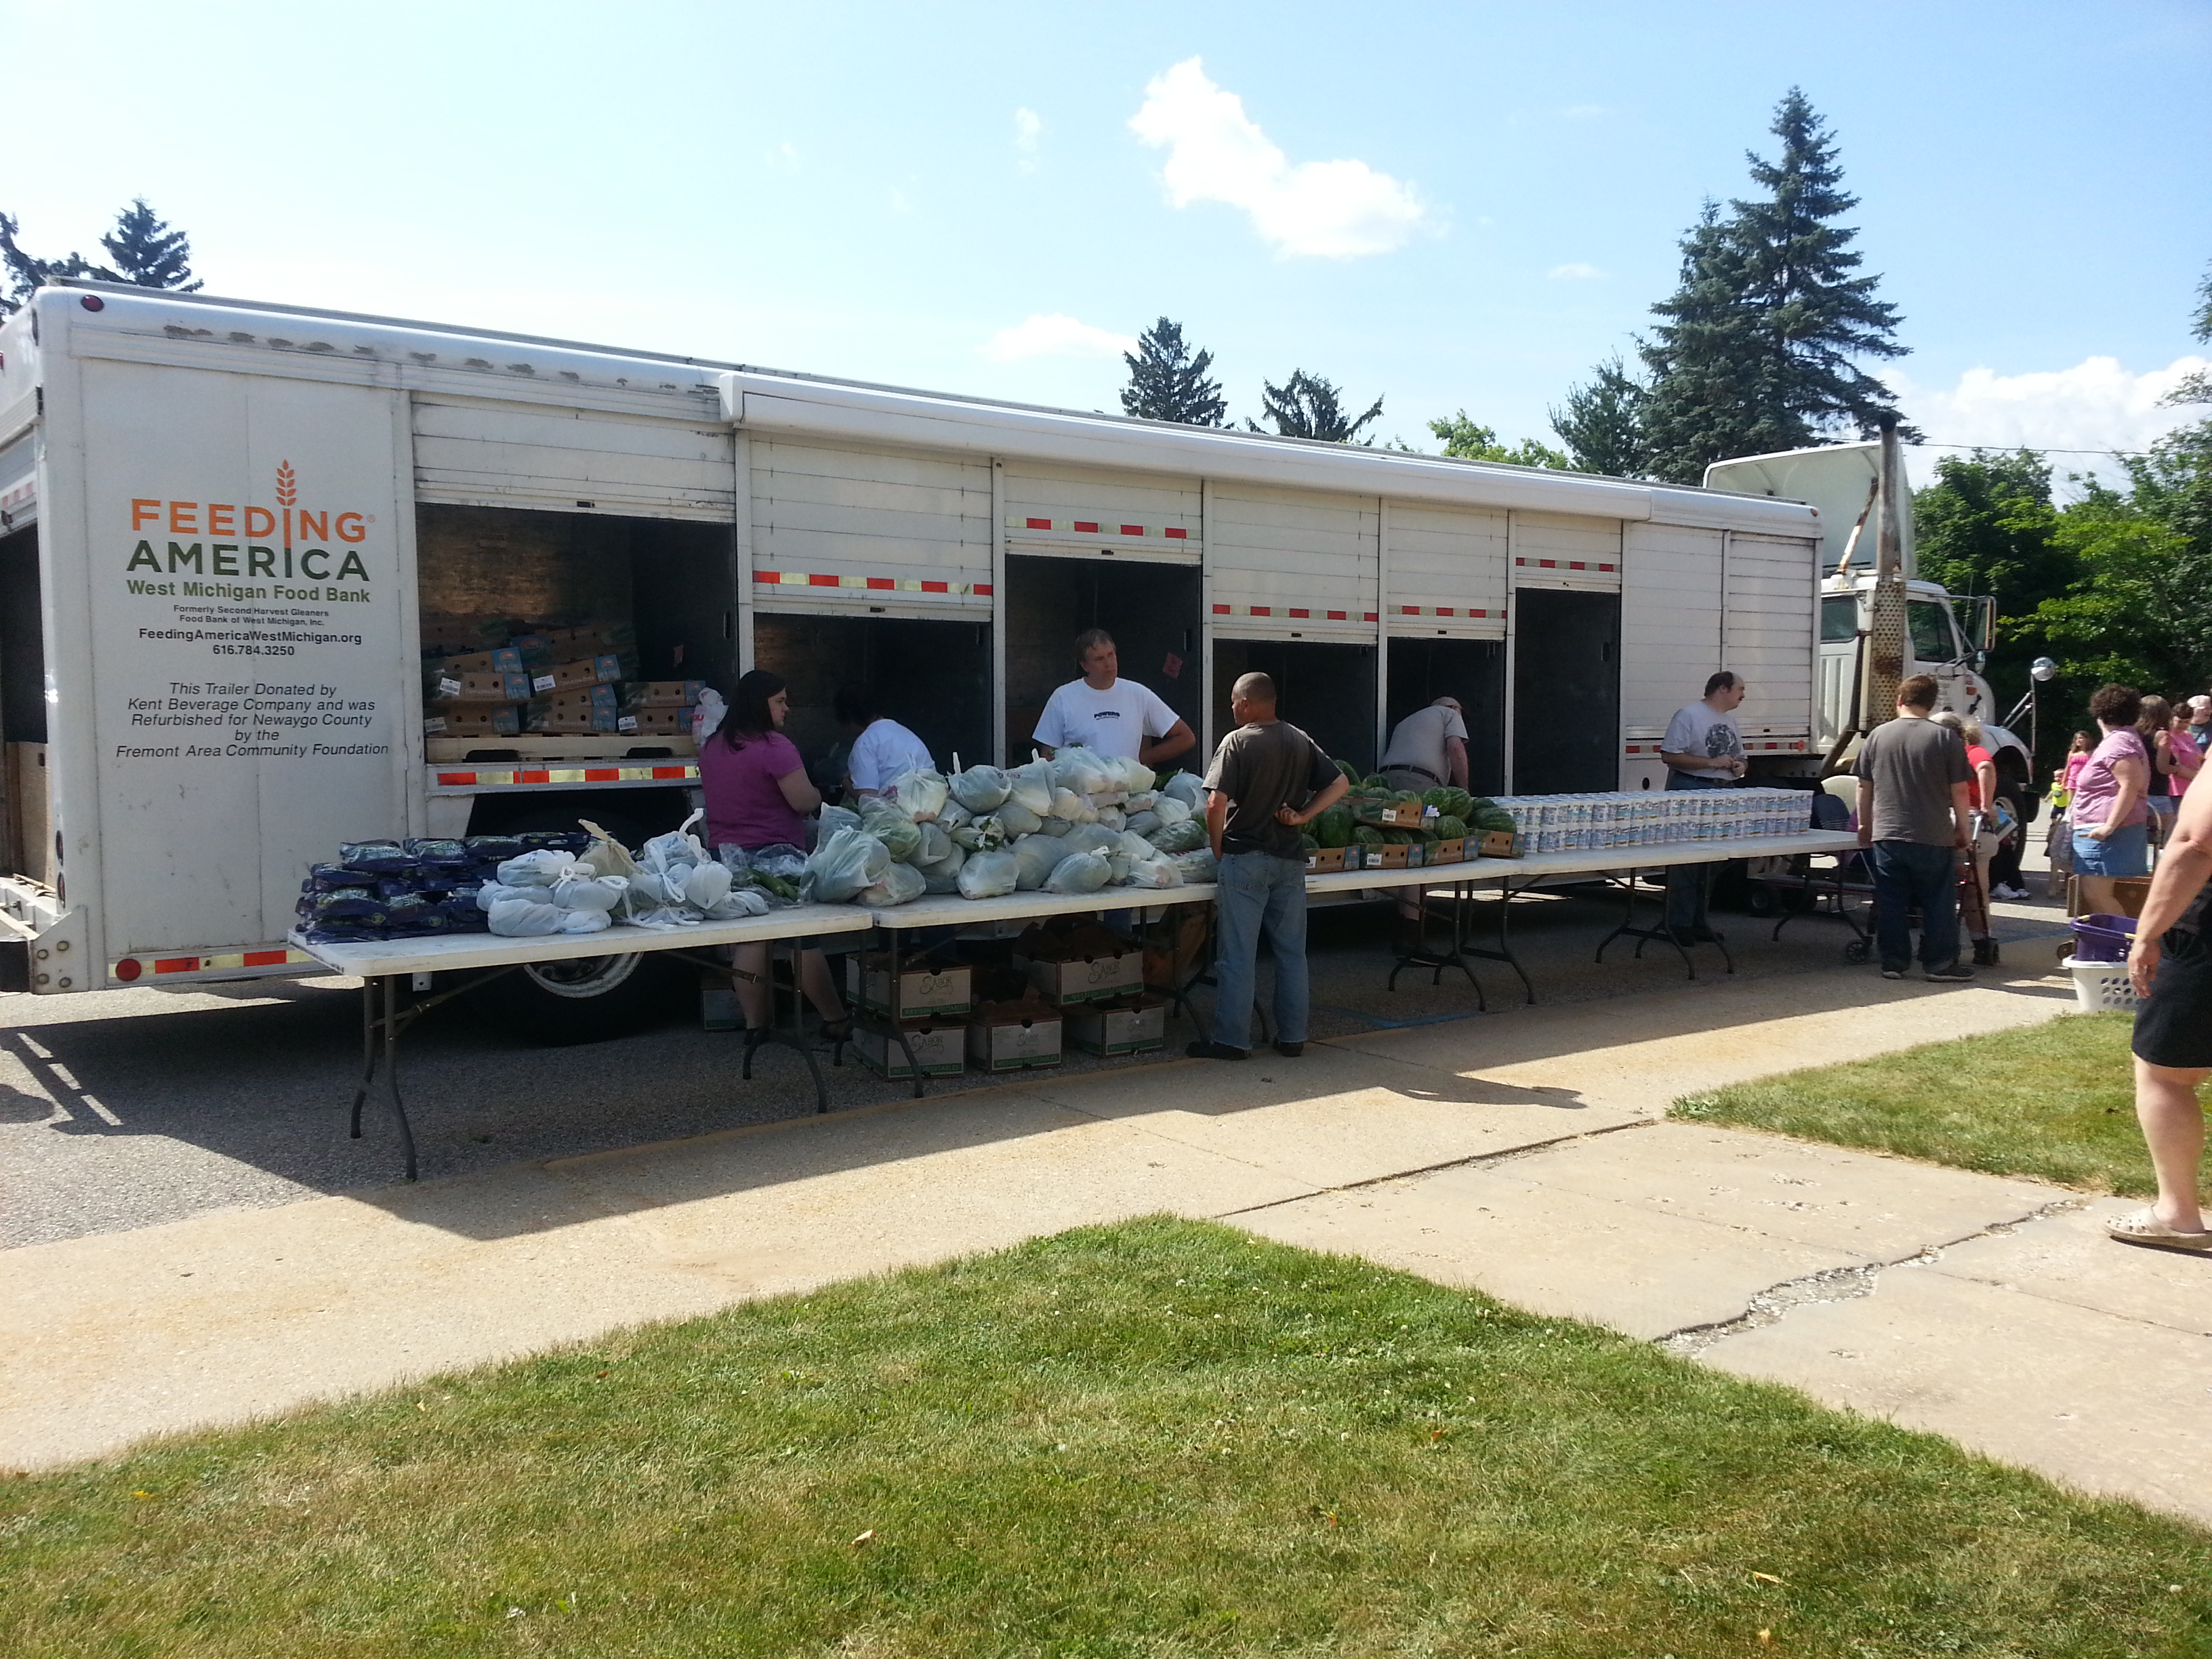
left=1908, top=600, right=1959, bottom=663
left=1820, top=595, right=1858, bottom=642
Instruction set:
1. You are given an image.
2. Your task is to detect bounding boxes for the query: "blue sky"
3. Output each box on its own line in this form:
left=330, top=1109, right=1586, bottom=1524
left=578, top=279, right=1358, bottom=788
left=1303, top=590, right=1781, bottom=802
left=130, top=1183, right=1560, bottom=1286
left=5, top=1, right=2207, bottom=483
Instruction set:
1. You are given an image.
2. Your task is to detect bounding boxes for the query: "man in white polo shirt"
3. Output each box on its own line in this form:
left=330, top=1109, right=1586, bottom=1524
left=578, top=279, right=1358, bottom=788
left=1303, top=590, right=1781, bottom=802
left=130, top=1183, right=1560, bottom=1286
left=1032, top=628, right=1197, bottom=769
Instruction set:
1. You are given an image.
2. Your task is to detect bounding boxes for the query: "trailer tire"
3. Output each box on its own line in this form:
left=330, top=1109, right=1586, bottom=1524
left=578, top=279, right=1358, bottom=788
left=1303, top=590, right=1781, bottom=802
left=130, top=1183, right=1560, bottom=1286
left=468, top=949, right=687, bottom=1046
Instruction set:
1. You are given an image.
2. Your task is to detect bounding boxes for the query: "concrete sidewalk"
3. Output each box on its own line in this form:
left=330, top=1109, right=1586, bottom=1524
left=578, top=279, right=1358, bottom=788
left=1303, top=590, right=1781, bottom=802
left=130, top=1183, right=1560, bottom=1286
left=5, top=958, right=2205, bottom=1528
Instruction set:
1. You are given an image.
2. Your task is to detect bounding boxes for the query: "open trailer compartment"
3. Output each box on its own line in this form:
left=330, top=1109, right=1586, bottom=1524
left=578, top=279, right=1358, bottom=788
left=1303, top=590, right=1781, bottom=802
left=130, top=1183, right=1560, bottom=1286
left=1, top=519, right=47, bottom=886
left=1002, top=554, right=1201, bottom=768
left=1210, top=638, right=1378, bottom=779
left=1387, top=636, right=1505, bottom=796
left=752, top=611, right=992, bottom=786
left=1511, top=587, right=1622, bottom=794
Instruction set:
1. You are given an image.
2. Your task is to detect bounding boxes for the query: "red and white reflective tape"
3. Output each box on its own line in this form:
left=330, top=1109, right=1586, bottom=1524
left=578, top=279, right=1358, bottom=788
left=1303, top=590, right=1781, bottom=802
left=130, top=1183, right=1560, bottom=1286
left=752, top=570, right=992, bottom=596
left=1210, top=603, right=1377, bottom=622
left=1394, top=604, right=1503, bottom=619
left=1515, top=557, right=1616, bottom=573
left=112, top=945, right=314, bottom=983
left=1007, top=516, right=1191, bottom=541
left=432, top=762, right=700, bottom=789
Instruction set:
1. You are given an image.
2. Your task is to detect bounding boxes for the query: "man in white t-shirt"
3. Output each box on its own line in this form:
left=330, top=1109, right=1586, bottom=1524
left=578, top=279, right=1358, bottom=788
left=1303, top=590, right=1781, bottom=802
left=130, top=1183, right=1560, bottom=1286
left=1031, top=629, right=1197, bottom=769
left=834, top=682, right=936, bottom=798
left=1659, top=671, right=1749, bottom=940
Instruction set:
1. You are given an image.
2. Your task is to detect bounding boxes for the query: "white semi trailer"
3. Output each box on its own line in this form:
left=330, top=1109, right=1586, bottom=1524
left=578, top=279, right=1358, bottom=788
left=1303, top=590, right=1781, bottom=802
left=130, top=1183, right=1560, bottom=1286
left=3, top=280, right=1841, bottom=1033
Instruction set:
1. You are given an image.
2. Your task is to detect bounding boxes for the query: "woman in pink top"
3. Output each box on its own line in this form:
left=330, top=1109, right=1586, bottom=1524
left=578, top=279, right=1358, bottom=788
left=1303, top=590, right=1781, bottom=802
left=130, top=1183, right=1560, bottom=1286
left=698, top=670, right=851, bottom=1042
left=2071, top=684, right=2151, bottom=914
left=2163, top=702, right=2203, bottom=800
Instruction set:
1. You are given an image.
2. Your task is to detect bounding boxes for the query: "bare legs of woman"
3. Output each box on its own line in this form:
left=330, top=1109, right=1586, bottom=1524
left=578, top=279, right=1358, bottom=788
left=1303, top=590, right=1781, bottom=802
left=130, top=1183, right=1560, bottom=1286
left=732, top=941, right=849, bottom=1037
left=2075, top=874, right=2119, bottom=916
left=2132, top=1058, right=2209, bottom=1235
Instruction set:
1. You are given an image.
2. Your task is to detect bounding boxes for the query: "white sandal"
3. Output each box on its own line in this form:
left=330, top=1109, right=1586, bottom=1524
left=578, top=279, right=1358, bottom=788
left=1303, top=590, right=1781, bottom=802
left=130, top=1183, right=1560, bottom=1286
left=2106, top=1208, right=2212, bottom=1252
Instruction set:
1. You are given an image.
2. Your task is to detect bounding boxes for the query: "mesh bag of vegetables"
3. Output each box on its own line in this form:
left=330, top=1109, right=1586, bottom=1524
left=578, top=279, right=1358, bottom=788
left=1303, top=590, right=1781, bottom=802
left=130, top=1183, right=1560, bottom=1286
left=857, top=796, right=924, bottom=863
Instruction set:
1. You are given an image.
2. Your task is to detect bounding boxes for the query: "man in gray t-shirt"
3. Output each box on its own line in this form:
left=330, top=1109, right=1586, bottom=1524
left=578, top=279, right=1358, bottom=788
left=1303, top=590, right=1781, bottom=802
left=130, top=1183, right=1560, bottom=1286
left=1855, top=674, right=1974, bottom=981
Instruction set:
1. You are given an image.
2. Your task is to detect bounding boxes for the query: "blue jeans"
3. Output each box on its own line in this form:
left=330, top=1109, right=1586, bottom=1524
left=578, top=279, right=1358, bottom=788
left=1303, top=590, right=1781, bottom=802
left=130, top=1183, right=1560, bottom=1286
left=1870, top=840, right=1961, bottom=970
left=1664, top=773, right=1740, bottom=930
left=1211, top=852, right=1309, bottom=1050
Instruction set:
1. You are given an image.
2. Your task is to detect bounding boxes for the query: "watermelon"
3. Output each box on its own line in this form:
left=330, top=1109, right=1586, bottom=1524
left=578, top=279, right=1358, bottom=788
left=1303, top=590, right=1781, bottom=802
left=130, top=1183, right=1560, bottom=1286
left=1382, top=828, right=1416, bottom=846
left=1473, top=807, right=1517, bottom=834
left=1432, top=815, right=1469, bottom=842
left=1465, top=796, right=1496, bottom=816
left=1394, top=790, right=1425, bottom=806
left=1336, top=758, right=1361, bottom=783
left=1298, top=831, right=1320, bottom=855
left=1352, top=825, right=1385, bottom=848
left=1313, top=804, right=1355, bottom=848
left=1362, top=775, right=1391, bottom=790
left=1441, top=789, right=1475, bottom=821
left=1420, top=786, right=1454, bottom=810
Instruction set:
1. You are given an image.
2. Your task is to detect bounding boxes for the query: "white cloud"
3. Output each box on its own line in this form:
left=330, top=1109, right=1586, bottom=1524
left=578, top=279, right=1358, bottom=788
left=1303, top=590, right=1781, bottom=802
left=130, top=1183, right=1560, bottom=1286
left=1014, top=107, right=1042, bottom=173
left=1895, top=355, right=2210, bottom=489
left=767, top=141, right=800, bottom=170
left=1128, top=57, right=1429, bottom=259
left=1547, top=262, right=1604, bottom=281
left=981, top=314, right=1136, bottom=363
left=1560, top=104, right=1608, bottom=119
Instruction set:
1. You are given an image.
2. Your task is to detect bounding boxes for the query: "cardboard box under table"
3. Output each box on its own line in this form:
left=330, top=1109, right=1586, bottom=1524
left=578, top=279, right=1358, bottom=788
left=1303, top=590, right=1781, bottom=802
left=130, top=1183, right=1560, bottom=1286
left=1066, top=995, right=1166, bottom=1057
left=966, top=1005, right=1063, bottom=1072
left=846, top=954, right=972, bottom=1021
left=852, top=1019, right=966, bottom=1080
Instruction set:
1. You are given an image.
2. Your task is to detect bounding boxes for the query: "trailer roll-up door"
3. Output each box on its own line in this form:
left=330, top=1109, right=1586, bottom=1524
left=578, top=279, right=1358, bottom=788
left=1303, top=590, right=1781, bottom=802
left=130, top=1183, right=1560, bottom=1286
left=413, top=395, right=737, bottom=520
left=1724, top=533, right=1817, bottom=755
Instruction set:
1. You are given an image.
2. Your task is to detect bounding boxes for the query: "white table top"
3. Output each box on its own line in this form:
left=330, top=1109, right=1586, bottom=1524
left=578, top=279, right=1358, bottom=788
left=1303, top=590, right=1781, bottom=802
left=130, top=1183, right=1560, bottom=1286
left=1304, top=830, right=1861, bottom=895
left=869, top=882, right=1217, bottom=929
left=291, top=902, right=872, bottom=978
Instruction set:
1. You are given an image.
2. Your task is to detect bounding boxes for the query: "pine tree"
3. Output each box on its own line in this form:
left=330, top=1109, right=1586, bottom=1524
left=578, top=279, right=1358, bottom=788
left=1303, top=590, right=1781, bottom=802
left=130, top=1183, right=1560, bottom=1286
left=1639, top=91, right=1908, bottom=485
left=1120, top=317, right=1226, bottom=426
left=1248, top=369, right=1383, bottom=444
left=101, top=199, right=199, bottom=292
left=1549, top=354, right=1650, bottom=477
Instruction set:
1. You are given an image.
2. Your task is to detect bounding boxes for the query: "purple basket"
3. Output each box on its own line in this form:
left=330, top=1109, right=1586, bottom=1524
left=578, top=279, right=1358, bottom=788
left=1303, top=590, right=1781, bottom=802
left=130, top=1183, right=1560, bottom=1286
left=2071, top=912, right=2137, bottom=964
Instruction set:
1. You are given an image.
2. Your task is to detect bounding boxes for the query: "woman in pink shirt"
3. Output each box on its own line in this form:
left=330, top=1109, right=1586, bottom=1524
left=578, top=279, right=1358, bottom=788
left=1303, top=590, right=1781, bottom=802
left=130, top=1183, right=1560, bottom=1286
left=698, top=670, right=851, bottom=1042
left=2071, top=684, right=2151, bottom=914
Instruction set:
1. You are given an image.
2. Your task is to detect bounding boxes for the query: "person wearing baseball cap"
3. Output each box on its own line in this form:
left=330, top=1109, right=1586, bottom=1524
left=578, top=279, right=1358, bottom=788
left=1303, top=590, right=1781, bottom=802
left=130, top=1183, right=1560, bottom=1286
left=2187, top=695, right=2212, bottom=760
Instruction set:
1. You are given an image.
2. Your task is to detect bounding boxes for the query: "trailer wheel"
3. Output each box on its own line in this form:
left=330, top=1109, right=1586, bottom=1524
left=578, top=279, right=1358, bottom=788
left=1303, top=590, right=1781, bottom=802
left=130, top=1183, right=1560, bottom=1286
left=468, top=949, right=687, bottom=1046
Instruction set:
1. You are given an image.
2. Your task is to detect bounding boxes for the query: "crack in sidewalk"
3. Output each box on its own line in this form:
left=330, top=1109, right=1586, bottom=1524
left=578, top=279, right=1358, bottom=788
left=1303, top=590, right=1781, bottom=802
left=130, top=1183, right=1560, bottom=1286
left=1656, top=1195, right=2090, bottom=1355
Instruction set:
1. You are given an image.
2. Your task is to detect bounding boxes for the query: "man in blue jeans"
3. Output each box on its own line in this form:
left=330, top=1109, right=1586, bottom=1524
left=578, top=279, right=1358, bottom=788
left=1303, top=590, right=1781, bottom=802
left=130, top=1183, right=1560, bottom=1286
left=1188, top=673, right=1349, bottom=1061
left=1660, top=671, right=1750, bottom=941
left=1855, top=674, right=1975, bottom=982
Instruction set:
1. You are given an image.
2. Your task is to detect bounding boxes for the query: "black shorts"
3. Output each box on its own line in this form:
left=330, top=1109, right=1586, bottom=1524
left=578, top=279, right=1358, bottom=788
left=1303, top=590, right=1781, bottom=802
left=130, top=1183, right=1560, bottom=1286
left=2131, top=941, right=2212, bottom=1070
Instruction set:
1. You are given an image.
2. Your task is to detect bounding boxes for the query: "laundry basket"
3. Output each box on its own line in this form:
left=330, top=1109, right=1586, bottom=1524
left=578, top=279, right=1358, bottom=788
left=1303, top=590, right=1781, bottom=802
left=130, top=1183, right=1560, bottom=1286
left=2063, top=955, right=2139, bottom=1014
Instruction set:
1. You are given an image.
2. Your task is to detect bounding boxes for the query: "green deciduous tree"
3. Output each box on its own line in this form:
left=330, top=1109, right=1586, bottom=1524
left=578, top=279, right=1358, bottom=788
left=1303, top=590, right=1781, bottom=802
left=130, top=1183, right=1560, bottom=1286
left=1120, top=316, right=1226, bottom=426
left=1248, top=370, right=1383, bottom=444
left=1549, top=354, right=1650, bottom=476
left=1425, top=411, right=1569, bottom=468
left=1639, top=91, right=1908, bottom=484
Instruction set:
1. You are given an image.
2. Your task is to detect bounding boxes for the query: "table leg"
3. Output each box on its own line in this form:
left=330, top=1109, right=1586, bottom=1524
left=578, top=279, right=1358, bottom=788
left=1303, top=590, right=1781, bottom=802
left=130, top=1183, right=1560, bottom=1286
left=347, top=975, right=420, bottom=1182
left=1386, top=878, right=1486, bottom=1010
left=1596, top=866, right=1732, bottom=979
left=881, top=924, right=926, bottom=1099
left=1453, top=878, right=1536, bottom=1005
left=767, top=935, right=831, bottom=1113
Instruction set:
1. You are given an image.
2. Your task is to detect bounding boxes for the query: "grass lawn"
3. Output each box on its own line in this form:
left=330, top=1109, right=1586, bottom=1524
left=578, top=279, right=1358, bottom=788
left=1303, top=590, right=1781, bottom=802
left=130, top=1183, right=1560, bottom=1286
left=1672, top=1011, right=2194, bottom=1200
left=4, top=1218, right=2205, bottom=1658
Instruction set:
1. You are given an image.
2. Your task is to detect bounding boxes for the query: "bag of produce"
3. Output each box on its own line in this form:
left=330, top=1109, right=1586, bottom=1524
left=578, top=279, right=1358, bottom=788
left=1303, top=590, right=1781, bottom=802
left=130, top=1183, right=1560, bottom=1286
left=550, top=872, right=628, bottom=914
left=1124, top=810, right=1160, bottom=838
left=1006, top=758, right=1055, bottom=817
left=1009, top=834, right=1063, bottom=890
left=701, top=886, right=771, bottom=920
left=1036, top=816, right=1074, bottom=838
left=1044, top=850, right=1113, bottom=895
left=487, top=897, right=565, bottom=937
left=1172, top=847, right=1219, bottom=884
left=1125, top=790, right=1158, bottom=813
left=1048, top=786, right=1098, bottom=825
left=817, top=804, right=863, bottom=842
left=556, top=907, right=611, bottom=935
left=497, top=848, right=581, bottom=888
left=996, top=799, right=1043, bottom=838
left=403, top=838, right=473, bottom=870
left=464, top=834, right=526, bottom=864
left=1120, top=855, right=1182, bottom=889
left=1094, top=805, right=1125, bottom=832
left=937, top=799, right=972, bottom=832
left=806, top=827, right=891, bottom=903
left=885, top=767, right=949, bottom=822
left=948, top=763, right=1012, bottom=813
left=916, top=820, right=953, bottom=865
left=745, top=843, right=808, bottom=882
left=340, top=840, right=414, bottom=874
left=680, top=861, right=734, bottom=912
left=574, top=819, right=644, bottom=882
left=916, top=842, right=967, bottom=895
left=1161, top=772, right=1206, bottom=811
left=1108, top=754, right=1157, bottom=794
left=1050, top=746, right=1113, bottom=797
left=950, top=814, right=1006, bottom=852
left=958, top=848, right=1019, bottom=899
left=857, top=796, right=924, bottom=863
left=858, top=859, right=927, bottom=907
left=1147, top=818, right=1208, bottom=855
left=1149, top=795, right=1192, bottom=829
left=309, top=888, right=388, bottom=924
left=1063, top=823, right=1120, bottom=858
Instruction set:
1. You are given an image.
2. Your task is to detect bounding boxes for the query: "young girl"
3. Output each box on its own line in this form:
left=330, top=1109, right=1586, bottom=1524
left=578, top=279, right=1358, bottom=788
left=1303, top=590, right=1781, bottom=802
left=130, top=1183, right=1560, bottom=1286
left=2046, top=731, right=2096, bottom=892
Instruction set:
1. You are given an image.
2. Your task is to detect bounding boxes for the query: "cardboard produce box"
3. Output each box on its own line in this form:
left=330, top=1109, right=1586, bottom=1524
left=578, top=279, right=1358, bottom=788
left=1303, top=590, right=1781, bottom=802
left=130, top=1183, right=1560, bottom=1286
left=424, top=705, right=520, bottom=738
left=621, top=707, right=695, bottom=737
left=1426, top=837, right=1466, bottom=867
left=966, top=1008, right=1063, bottom=1072
left=431, top=668, right=532, bottom=703
left=527, top=704, right=619, bottom=735
left=1479, top=828, right=1524, bottom=859
left=1356, top=801, right=1436, bottom=830
left=1017, top=945, right=1143, bottom=1006
left=1305, top=846, right=1349, bottom=874
left=626, top=679, right=706, bottom=709
left=846, top=955, right=972, bottom=1021
left=852, top=1019, right=966, bottom=1080
left=542, top=684, right=620, bottom=720
left=432, top=646, right=525, bottom=678
left=531, top=654, right=626, bottom=694
left=1066, top=995, right=1166, bottom=1057
left=1359, top=842, right=1422, bottom=870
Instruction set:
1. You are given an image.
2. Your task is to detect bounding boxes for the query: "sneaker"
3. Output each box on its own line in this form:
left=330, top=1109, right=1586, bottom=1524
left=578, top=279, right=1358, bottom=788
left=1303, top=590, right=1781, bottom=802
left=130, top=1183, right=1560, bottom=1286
left=1996, top=884, right=2030, bottom=901
left=1924, top=962, right=1974, bottom=983
left=1880, top=963, right=1908, bottom=979
left=1273, top=1040, right=1305, bottom=1058
left=1185, top=1040, right=1249, bottom=1061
